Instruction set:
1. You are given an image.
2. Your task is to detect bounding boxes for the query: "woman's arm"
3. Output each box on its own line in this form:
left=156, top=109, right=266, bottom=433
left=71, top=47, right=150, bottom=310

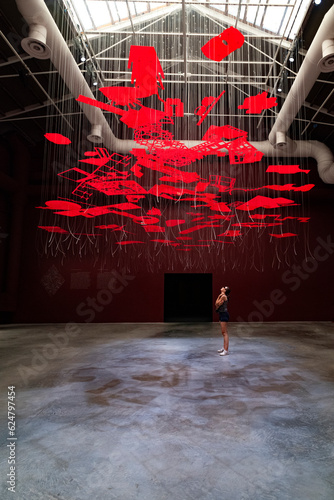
left=215, top=293, right=226, bottom=307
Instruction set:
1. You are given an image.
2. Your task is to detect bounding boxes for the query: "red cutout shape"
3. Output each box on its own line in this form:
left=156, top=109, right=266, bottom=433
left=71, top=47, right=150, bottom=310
left=266, top=165, right=310, bottom=174
left=218, top=230, right=241, bottom=237
left=233, top=222, right=282, bottom=228
left=128, top=46, right=165, bottom=96
left=131, top=164, right=144, bottom=178
left=95, top=224, right=122, bottom=230
left=236, top=196, right=297, bottom=211
left=109, top=203, right=141, bottom=210
left=117, top=241, right=144, bottom=245
left=99, top=86, right=142, bottom=107
left=206, top=201, right=231, bottom=212
left=44, top=133, right=71, bottom=145
left=143, top=225, right=165, bottom=233
left=87, top=180, right=147, bottom=196
left=269, top=233, right=297, bottom=238
left=122, top=107, right=171, bottom=129
left=38, top=226, right=68, bottom=233
left=228, top=139, right=264, bottom=164
left=40, top=200, right=82, bottom=211
left=166, top=219, right=185, bottom=227
left=203, top=125, right=247, bottom=141
left=238, top=92, right=277, bottom=114
left=194, top=91, right=225, bottom=126
left=147, top=208, right=162, bottom=216
left=151, top=240, right=179, bottom=246
left=209, top=175, right=236, bottom=194
left=263, top=184, right=315, bottom=192
left=165, top=98, right=184, bottom=117
left=201, top=27, right=244, bottom=61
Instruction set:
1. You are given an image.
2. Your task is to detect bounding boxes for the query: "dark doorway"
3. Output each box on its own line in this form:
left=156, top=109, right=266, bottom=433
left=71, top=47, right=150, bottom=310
left=164, top=273, right=212, bottom=322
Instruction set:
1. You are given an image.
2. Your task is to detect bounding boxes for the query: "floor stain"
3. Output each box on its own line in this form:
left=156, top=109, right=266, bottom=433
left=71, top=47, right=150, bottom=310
left=86, top=379, right=122, bottom=394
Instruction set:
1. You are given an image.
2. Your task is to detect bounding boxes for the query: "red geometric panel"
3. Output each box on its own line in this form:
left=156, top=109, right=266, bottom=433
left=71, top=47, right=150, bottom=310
left=203, top=125, right=247, bottom=141
left=143, top=225, right=165, bottom=233
left=120, top=106, right=171, bottom=129
left=263, top=184, right=315, bottom=192
left=194, top=91, right=225, bottom=126
left=38, top=226, right=69, bottom=233
left=99, top=86, right=142, bottom=106
left=86, top=180, right=147, bottom=196
left=108, top=203, right=141, bottom=210
left=218, top=230, right=241, bottom=237
left=238, top=92, right=277, bottom=114
left=166, top=219, right=185, bottom=227
left=236, top=196, right=297, bottom=211
left=209, top=175, right=236, bottom=194
left=266, top=165, right=310, bottom=174
left=147, top=208, right=162, bottom=216
left=164, top=98, right=184, bottom=117
left=201, top=27, right=245, bottom=61
left=228, top=139, right=264, bottom=164
left=128, top=46, right=165, bottom=96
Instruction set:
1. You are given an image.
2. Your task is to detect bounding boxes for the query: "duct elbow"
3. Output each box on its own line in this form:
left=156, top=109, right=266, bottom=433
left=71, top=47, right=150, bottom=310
left=318, top=161, right=334, bottom=184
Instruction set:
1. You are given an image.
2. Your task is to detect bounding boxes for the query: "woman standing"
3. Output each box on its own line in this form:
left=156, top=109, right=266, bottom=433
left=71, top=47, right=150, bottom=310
left=215, top=286, right=231, bottom=356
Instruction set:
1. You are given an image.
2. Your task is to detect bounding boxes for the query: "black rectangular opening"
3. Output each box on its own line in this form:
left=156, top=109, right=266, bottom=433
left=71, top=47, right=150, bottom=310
left=164, top=273, right=212, bottom=322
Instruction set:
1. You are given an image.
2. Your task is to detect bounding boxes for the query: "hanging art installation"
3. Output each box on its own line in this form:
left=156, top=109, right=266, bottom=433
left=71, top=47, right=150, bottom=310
left=39, top=26, right=314, bottom=269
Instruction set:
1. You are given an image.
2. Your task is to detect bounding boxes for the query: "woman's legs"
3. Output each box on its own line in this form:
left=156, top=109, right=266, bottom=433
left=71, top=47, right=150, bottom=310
left=220, top=321, right=229, bottom=352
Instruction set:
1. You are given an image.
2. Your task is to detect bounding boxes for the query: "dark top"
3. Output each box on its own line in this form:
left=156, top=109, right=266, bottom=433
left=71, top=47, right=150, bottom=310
left=217, top=297, right=228, bottom=313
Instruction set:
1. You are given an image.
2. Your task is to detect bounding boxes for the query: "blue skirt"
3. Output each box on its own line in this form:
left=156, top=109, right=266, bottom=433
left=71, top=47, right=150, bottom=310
left=219, top=312, right=230, bottom=322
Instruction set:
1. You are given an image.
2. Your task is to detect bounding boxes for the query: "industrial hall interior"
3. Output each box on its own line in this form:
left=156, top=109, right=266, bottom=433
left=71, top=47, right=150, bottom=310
left=0, top=0, right=334, bottom=499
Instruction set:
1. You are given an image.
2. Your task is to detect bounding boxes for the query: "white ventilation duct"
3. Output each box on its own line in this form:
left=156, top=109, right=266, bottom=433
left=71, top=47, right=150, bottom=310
left=269, top=5, right=334, bottom=148
left=16, top=0, right=334, bottom=183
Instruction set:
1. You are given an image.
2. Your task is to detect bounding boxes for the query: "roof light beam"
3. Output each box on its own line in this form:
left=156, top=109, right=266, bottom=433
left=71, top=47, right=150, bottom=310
left=125, top=0, right=137, bottom=43
left=83, top=0, right=97, bottom=30
left=105, top=1, right=115, bottom=24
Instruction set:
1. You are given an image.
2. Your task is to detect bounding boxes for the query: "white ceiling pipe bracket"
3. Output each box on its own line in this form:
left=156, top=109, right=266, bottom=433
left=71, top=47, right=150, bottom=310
left=275, top=131, right=287, bottom=149
left=21, top=23, right=51, bottom=59
left=269, top=5, right=334, bottom=147
left=15, top=0, right=334, bottom=183
left=319, top=38, right=334, bottom=72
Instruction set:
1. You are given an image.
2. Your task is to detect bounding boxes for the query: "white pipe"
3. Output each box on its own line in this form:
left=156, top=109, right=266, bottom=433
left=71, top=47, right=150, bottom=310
left=16, top=0, right=334, bottom=183
left=269, top=5, right=334, bottom=146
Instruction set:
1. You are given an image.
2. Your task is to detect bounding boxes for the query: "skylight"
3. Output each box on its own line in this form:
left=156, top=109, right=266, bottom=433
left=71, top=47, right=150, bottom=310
left=64, top=0, right=312, bottom=40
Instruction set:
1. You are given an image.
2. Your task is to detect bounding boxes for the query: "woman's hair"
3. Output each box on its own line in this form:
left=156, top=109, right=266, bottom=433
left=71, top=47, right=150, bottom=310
left=224, top=286, right=231, bottom=297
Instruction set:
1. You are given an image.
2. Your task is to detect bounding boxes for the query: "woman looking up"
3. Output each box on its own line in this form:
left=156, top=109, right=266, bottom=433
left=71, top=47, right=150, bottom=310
left=215, top=286, right=231, bottom=356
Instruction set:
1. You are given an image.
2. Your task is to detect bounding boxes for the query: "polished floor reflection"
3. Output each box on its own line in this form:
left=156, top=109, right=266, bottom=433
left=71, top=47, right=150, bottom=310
left=0, top=322, right=334, bottom=500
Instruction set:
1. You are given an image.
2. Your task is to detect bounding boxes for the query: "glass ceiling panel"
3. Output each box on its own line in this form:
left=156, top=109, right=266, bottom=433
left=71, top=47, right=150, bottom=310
left=86, top=1, right=111, bottom=28
left=65, top=0, right=312, bottom=40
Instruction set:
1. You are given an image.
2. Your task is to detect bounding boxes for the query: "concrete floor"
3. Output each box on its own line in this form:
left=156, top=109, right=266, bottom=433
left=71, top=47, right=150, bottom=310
left=0, top=322, right=334, bottom=500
